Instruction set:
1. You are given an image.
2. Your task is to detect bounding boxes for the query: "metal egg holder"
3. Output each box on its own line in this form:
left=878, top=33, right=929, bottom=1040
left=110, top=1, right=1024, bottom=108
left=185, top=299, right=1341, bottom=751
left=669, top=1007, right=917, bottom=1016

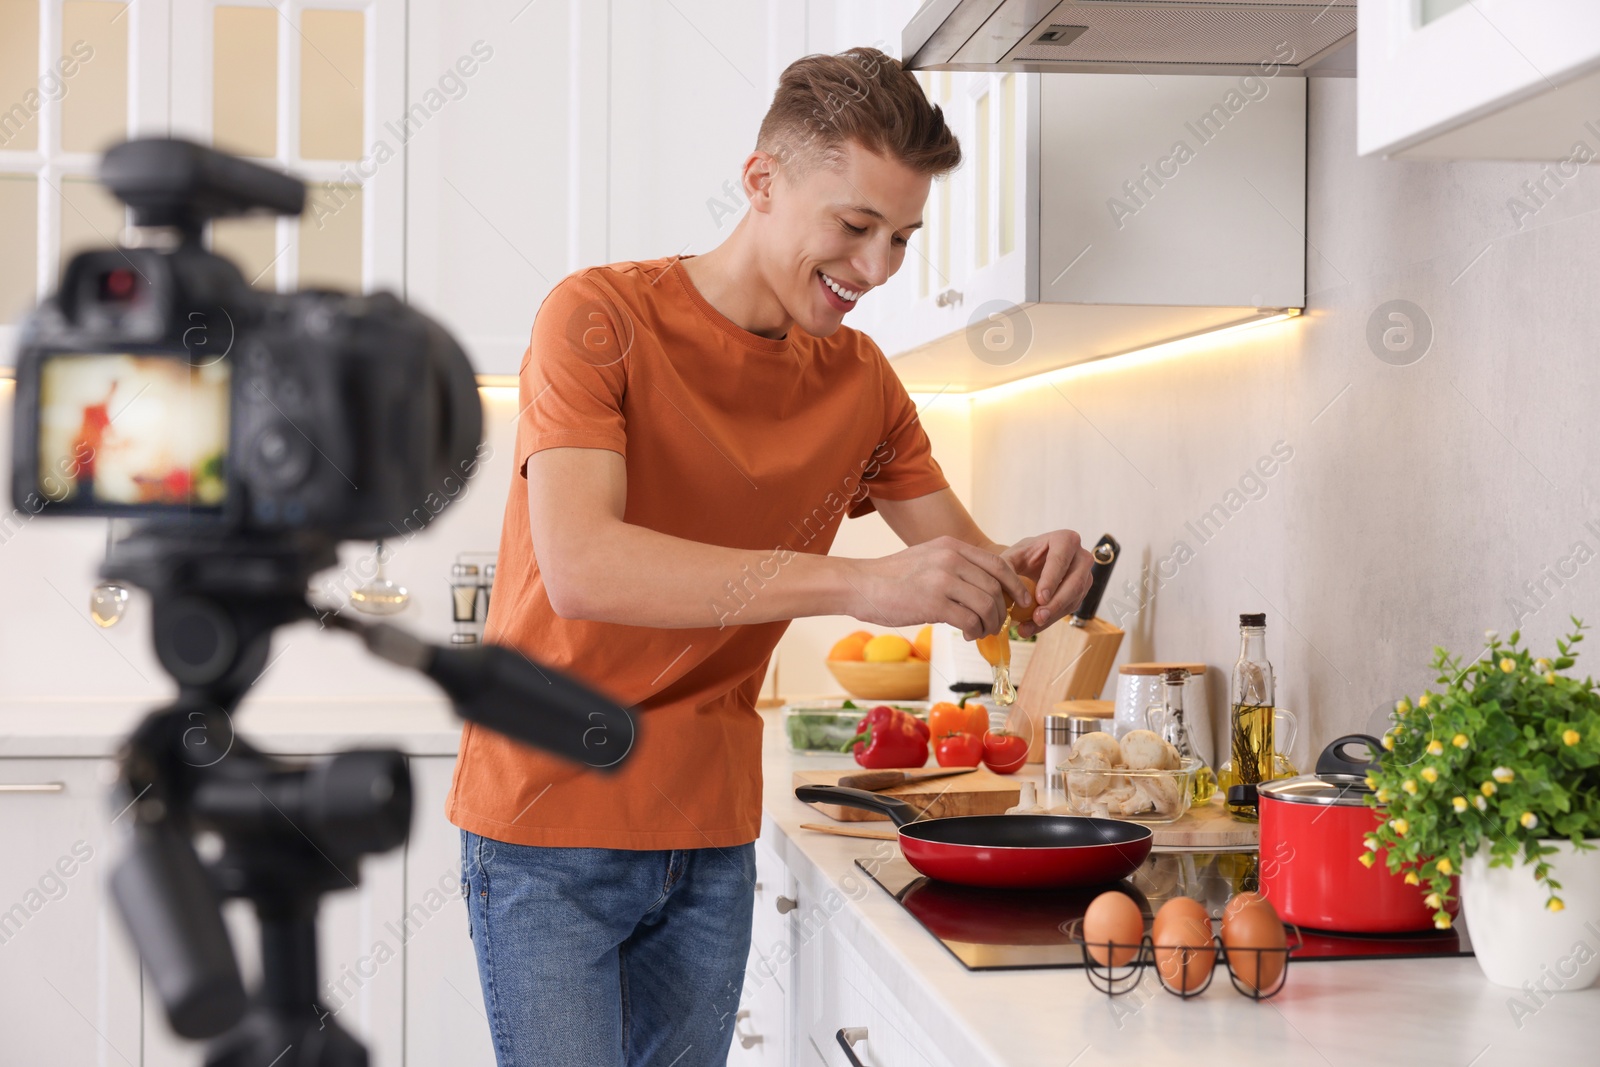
left=1062, top=918, right=1302, bottom=1001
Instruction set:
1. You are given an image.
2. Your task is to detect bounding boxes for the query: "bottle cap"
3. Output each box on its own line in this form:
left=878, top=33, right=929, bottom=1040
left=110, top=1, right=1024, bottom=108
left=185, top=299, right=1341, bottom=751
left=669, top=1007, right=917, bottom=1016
left=1239, top=612, right=1267, bottom=627
left=1226, top=784, right=1258, bottom=807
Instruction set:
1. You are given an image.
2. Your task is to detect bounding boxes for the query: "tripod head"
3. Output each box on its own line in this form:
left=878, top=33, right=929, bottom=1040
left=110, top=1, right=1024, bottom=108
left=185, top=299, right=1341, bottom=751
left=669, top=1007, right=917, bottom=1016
left=106, top=530, right=636, bottom=1065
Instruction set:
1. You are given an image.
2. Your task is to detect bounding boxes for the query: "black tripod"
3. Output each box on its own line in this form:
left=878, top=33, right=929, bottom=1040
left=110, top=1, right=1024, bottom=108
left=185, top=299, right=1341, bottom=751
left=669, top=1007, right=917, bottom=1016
left=107, top=530, right=635, bottom=1066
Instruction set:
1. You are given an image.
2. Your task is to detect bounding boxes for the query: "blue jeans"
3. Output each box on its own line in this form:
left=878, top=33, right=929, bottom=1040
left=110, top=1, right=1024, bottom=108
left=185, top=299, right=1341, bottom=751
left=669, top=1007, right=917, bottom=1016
left=461, top=831, right=757, bottom=1067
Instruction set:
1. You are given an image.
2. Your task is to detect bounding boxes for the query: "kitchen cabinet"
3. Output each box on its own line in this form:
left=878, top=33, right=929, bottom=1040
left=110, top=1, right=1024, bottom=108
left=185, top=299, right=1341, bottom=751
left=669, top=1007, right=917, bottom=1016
left=402, top=755, right=497, bottom=1067
left=730, top=834, right=800, bottom=1065
left=789, top=861, right=957, bottom=1067
left=859, top=69, right=1307, bottom=392
left=1358, top=0, right=1600, bottom=160
left=0, top=758, right=142, bottom=1066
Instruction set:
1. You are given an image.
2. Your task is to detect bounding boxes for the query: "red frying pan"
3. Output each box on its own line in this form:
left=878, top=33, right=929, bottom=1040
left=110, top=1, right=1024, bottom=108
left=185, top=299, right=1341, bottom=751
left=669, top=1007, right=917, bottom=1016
left=795, top=784, right=1152, bottom=890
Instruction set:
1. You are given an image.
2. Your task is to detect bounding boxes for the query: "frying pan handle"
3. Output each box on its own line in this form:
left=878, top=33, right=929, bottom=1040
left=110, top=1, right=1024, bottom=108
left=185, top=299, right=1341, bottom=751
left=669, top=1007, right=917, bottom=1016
left=795, top=784, right=921, bottom=827
left=1316, top=734, right=1384, bottom=778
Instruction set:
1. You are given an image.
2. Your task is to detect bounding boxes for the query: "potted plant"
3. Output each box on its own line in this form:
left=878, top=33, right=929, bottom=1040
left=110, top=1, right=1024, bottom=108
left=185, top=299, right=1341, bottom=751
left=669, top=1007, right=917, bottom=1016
left=1363, top=620, right=1600, bottom=991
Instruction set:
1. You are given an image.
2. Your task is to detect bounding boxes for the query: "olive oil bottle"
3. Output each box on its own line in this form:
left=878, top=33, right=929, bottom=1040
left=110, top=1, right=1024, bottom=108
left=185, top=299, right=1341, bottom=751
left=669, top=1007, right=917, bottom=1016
left=1226, top=613, right=1275, bottom=821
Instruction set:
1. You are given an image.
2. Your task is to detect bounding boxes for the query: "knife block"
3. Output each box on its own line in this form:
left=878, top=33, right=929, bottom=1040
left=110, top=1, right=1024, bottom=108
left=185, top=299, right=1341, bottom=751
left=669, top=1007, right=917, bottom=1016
left=1014, top=617, right=1124, bottom=763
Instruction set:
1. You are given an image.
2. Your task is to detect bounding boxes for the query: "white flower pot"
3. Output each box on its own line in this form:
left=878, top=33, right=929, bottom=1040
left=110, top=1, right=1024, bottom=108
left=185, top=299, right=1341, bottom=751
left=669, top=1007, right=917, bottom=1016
left=1460, top=839, right=1600, bottom=992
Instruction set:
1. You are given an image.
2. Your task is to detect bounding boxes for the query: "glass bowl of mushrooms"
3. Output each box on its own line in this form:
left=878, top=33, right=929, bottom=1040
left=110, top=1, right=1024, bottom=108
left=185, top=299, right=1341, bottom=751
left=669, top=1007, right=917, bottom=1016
left=1059, top=729, right=1200, bottom=824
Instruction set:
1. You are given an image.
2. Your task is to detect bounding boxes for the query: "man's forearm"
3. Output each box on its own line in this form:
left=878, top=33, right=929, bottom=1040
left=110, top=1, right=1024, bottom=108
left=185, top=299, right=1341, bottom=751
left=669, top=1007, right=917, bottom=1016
left=553, top=519, right=862, bottom=629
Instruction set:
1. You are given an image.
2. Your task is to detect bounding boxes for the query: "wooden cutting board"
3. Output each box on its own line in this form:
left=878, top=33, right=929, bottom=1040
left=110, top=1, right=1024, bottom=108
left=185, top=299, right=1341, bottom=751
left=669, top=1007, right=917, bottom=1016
left=793, top=766, right=1022, bottom=823
left=1149, top=797, right=1260, bottom=850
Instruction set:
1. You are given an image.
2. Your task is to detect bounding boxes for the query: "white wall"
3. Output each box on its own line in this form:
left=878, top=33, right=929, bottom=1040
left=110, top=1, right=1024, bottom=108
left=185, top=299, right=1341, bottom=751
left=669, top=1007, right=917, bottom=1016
left=965, top=78, right=1600, bottom=772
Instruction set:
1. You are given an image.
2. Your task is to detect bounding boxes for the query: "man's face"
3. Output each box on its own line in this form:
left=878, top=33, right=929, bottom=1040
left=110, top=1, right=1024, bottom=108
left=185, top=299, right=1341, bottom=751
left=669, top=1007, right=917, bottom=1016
left=755, top=139, right=931, bottom=338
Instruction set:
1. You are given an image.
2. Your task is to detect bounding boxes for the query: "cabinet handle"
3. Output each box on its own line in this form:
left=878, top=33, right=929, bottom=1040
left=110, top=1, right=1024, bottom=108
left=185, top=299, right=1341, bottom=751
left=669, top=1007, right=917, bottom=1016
left=836, top=1027, right=870, bottom=1066
left=0, top=782, right=65, bottom=794
left=935, top=288, right=963, bottom=308
left=775, top=894, right=798, bottom=914
left=733, top=1009, right=762, bottom=1049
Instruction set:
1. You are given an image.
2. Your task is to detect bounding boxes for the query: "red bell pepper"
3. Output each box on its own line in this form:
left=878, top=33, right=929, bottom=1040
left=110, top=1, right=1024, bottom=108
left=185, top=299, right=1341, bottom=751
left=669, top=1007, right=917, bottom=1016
left=982, top=730, right=1029, bottom=775
left=935, top=732, right=984, bottom=768
left=844, top=705, right=930, bottom=769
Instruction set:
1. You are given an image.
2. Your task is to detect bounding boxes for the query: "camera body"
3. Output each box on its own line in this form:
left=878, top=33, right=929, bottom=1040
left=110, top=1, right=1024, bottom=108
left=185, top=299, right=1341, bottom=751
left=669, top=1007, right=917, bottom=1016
left=9, top=138, right=481, bottom=542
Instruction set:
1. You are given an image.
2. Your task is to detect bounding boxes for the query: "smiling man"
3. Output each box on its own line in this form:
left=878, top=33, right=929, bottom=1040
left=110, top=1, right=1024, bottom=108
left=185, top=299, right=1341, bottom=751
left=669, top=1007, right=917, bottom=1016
left=446, top=47, right=1095, bottom=1067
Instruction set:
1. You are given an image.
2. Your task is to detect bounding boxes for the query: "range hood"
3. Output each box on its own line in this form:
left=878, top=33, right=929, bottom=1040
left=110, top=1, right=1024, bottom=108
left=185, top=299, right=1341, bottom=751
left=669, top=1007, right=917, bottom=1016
left=903, top=0, right=1357, bottom=77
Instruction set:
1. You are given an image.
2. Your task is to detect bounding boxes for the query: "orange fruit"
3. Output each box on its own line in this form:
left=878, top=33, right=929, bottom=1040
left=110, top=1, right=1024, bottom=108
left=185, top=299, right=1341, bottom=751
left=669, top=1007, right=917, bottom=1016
left=863, top=634, right=913, bottom=663
left=910, top=625, right=933, bottom=661
left=828, top=631, right=872, bottom=661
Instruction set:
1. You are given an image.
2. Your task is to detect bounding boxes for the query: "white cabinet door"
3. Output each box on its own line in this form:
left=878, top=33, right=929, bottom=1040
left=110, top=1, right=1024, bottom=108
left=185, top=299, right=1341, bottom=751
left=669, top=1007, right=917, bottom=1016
left=405, top=0, right=595, bottom=377
left=730, top=833, right=797, bottom=1065
left=0, top=759, right=142, bottom=1066
left=606, top=0, right=803, bottom=267
left=1358, top=0, right=1600, bottom=160
left=402, top=756, right=497, bottom=1066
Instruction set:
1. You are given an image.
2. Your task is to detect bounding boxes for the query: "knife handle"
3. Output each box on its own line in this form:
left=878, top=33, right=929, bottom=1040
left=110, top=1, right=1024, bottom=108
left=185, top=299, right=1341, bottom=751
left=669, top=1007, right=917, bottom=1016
left=1071, top=533, right=1120, bottom=625
left=836, top=770, right=908, bottom=791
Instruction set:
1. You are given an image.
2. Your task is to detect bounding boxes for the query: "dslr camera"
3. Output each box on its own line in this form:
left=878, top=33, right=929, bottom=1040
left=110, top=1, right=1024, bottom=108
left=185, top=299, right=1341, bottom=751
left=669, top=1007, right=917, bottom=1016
left=11, top=137, right=480, bottom=535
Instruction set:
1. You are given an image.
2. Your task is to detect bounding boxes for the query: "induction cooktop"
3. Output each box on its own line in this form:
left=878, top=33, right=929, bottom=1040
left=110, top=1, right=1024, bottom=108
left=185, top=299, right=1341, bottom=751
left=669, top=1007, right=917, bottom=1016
left=856, top=853, right=1474, bottom=972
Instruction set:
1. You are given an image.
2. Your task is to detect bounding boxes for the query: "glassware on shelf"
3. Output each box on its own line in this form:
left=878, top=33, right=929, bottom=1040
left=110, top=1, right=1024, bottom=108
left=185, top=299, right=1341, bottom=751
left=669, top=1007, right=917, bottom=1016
left=89, top=521, right=129, bottom=628
left=350, top=539, right=409, bottom=616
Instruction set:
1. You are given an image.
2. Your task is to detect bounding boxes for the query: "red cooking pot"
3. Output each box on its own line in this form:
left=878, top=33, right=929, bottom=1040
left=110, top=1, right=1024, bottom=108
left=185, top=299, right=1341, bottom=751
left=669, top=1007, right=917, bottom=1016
left=1257, top=734, right=1456, bottom=934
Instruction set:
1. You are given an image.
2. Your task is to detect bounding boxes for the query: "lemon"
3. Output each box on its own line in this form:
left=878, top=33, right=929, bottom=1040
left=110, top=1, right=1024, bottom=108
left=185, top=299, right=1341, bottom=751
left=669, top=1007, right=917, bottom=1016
left=828, top=631, right=872, bottom=661
left=863, top=634, right=913, bottom=663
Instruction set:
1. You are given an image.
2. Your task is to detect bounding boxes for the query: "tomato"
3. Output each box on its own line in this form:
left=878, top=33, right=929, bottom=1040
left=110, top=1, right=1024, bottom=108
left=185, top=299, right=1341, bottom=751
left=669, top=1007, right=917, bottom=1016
left=935, top=732, right=984, bottom=768
left=981, top=730, right=1029, bottom=775
left=929, top=700, right=989, bottom=739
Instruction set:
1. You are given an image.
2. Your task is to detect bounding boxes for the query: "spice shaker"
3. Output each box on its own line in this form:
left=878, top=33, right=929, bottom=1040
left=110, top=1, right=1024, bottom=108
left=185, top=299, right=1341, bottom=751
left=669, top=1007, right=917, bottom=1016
left=450, top=562, right=481, bottom=644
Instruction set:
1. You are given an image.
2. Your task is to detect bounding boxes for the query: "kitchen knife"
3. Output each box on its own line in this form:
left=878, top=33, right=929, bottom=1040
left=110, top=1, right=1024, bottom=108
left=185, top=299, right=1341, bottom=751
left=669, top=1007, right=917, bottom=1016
left=1069, top=534, right=1120, bottom=628
left=836, top=767, right=979, bottom=792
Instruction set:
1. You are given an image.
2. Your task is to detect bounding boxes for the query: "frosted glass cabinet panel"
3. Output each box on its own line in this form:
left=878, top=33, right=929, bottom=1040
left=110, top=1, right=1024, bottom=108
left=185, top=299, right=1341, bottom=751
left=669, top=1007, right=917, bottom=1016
left=58, top=0, right=128, bottom=154
left=212, top=5, right=279, bottom=158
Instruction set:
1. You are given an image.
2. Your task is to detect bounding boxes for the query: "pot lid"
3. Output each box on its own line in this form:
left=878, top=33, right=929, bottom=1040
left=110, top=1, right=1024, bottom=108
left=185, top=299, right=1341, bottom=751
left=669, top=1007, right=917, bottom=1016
left=1257, top=774, right=1372, bottom=807
left=1257, top=734, right=1383, bottom=808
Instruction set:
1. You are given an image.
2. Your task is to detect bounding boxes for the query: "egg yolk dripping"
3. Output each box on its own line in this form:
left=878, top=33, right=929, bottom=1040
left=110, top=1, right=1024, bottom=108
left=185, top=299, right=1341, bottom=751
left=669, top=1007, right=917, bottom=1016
left=974, top=576, right=1037, bottom=706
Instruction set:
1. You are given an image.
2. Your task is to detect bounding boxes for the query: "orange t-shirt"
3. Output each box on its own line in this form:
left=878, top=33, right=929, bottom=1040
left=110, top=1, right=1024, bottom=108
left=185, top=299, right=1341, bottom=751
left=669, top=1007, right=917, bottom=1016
left=445, top=255, right=949, bottom=850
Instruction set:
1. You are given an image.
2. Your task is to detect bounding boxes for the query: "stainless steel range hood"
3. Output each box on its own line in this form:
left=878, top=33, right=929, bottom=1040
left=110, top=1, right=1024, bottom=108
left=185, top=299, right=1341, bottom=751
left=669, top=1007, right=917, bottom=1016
left=903, top=0, right=1357, bottom=77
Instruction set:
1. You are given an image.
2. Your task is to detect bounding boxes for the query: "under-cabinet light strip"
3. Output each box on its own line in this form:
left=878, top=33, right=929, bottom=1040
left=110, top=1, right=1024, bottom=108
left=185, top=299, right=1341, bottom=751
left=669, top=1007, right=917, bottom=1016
left=960, top=308, right=1300, bottom=403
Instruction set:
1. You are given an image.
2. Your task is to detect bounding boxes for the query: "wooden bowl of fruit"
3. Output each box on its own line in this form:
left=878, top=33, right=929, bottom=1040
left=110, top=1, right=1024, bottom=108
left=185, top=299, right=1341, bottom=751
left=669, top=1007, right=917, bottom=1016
left=825, top=628, right=932, bottom=701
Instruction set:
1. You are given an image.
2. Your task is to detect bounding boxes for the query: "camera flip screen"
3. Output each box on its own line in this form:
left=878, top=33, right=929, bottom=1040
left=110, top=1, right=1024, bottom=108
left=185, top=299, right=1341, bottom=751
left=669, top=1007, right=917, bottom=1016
left=38, top=353, right=230, bottom=510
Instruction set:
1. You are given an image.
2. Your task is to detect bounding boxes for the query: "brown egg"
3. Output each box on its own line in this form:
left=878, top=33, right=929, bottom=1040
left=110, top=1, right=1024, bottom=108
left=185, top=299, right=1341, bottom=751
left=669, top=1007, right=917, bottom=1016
left=1152, top=896, right=1216, bottom=993
left=1220, top=892, right=1287, bottom=994
left=1083, top=890, right=1144, bottom=966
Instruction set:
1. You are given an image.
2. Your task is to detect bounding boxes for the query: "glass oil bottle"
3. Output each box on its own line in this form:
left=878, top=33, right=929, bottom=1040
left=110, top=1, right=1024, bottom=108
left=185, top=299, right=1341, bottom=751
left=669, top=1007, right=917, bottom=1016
left=1226, top=612, right=1275, bottom=821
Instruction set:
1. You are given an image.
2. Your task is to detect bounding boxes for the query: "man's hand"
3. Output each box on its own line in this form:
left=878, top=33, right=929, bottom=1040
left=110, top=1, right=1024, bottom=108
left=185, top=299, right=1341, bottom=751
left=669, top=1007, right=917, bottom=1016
left=842, top=536, right=1033, bottom=641
left=1000, top=530, right=1096, bottom=638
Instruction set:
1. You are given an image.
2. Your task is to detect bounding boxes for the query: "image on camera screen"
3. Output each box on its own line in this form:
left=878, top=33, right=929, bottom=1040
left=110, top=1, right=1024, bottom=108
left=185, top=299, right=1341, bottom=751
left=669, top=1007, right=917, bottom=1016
left=38, top=354, right=230, bottom=509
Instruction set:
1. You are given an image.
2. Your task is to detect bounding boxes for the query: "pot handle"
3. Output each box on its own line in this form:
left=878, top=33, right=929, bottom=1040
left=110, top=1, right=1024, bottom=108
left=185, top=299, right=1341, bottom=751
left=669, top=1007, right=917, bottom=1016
left=1316, top=734, right=1384, bottom=778
left=795, top=784, right=921, bottom=827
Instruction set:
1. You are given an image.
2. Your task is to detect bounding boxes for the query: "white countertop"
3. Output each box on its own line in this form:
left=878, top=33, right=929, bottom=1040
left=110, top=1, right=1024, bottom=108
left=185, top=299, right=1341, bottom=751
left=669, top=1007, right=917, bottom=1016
left=0, top=698, right=463, bottom=758
left=3, top=699, right=1592, bottom=1061
left=758, top=711, right=1597, bottom=1065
